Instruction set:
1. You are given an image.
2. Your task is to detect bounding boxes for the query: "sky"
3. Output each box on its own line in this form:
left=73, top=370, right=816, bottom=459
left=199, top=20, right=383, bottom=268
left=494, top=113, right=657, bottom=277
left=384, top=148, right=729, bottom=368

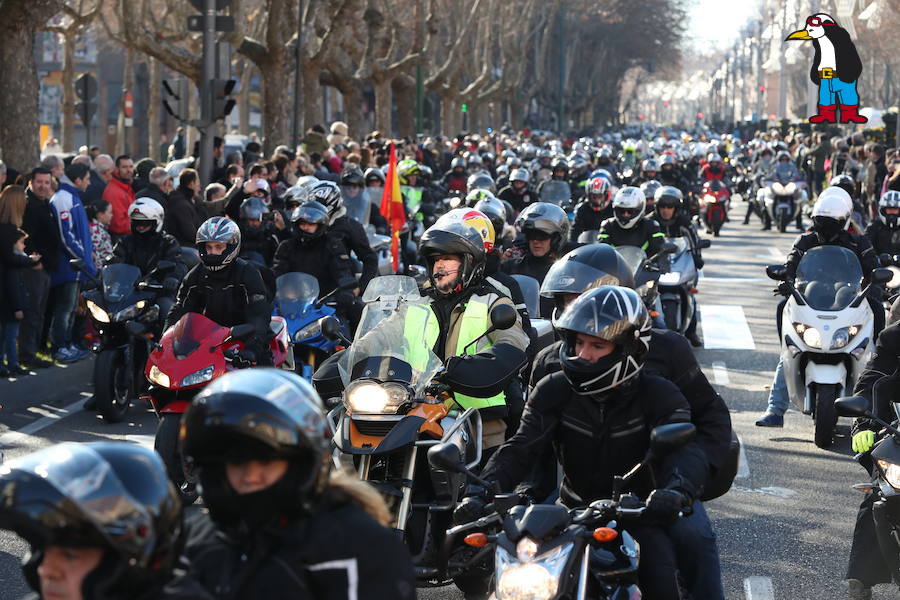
left=686, top=0, right=763, bottom=52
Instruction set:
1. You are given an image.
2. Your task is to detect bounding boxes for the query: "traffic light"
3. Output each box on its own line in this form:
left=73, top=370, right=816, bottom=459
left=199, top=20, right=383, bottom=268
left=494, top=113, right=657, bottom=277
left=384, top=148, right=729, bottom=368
left=758, top=85, right=766, bottom=92
left=663, top=101, right=670, bottom=107
left=638, top=114, right=644, bottom=120
left=697, top=112, right=704, bottom=120
left=211, top=79, right=236, bottom=120
left=162, top=78, right=189, bottom=121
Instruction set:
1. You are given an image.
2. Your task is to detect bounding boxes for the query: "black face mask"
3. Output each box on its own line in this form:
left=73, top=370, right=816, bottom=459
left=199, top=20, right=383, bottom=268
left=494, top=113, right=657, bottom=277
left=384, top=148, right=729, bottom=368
left=813, top=216, right=843, bottom=242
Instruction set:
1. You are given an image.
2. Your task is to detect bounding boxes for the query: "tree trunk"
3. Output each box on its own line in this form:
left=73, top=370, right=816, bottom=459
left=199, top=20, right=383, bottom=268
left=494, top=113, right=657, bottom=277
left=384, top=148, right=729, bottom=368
left=260, top=58, right=289, bottom=156
left=394, top=78, right=415, bottom=139
left=373, top=78, right=392, bottom=137
left=148, top=57, right=162, bottom=161
left=238, top=60, right=252, bottom=135
left=301, top=63, right=323, bottom=133
left=340, top=81, right=364, bottom=142
left=0, top=0, right=62, bottom=171
left=61, top=31, right=77, bottom=153
left=186, top=81, right=198, bottom=158
left=116, top=48, right=135, bottom=156
left=509, top=100, right=523, bottom=130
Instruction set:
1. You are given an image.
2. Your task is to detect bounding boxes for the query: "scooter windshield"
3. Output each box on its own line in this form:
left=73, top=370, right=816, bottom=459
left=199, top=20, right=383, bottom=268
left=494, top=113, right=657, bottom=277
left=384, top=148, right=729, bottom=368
left=616, top=246, right=648, bottom=277
left=539, top=181, right=571, bottom=206
left=339, top=302, right=443, bottom=395
left=101, top=264, right=142, bottom=304
left=356, top=276, right=425, bottom=349
left=343, top=188, right=371, bottom=224
left=275, top=273, right=319, bottom=318
left=171, top=313, right=223, bottom=358
left=795, top=246, right=863, bottom=311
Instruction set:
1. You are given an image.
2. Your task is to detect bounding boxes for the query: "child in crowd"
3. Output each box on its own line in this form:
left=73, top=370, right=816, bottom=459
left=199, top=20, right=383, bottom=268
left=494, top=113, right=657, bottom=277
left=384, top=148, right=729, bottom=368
left=88, top=199, right=114, bottom=269
left=1, top=229, right=39, bottom=376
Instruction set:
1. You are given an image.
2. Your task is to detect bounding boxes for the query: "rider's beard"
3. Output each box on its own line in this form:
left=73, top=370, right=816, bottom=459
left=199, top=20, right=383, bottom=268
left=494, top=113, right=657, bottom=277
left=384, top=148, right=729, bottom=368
left=434, top=269, right=460, bottom=293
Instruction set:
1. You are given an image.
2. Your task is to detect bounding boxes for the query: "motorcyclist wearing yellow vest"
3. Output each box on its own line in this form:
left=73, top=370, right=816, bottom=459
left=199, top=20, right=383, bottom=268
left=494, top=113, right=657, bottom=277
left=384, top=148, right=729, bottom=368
left=398, top=159, right=437, bottom=224
left=417, top=220, right=530, bottom=450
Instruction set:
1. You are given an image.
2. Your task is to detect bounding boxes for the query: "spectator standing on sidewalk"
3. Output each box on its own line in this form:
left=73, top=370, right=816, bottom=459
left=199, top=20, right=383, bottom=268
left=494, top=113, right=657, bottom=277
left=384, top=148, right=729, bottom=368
left=19, top=169, right=58, bottom=369
left=101, top=155, right=136, bottom=240
left=0, top=186, right=41, bottom=376
left=87, top=199, right=114, bottom=269
left=83, top=153, right=114, bottom=207
left=48, top=163, right=94, bottom=364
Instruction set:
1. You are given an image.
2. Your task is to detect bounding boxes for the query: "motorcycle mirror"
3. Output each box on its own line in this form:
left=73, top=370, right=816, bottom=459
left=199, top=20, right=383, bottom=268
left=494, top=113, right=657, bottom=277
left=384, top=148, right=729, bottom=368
left=699, top=239, right=712, bottom=249
left=766, top=265, right=787, bottom=281
left=871, top=268, right=893, bottom=286
left=155, top=260, right=176, bottom=274
left=879, top=253, right=893, bottom=267
left=319, top=316, right=350, bottom=345
left=427, top=443, right=464, bottom=473
left=489, top=303, right=517, bottom=331
left=834, top=395, right=872, bottom=418
left=229, top=324, right=256, bottom=341
left=650, top=422, right=697, bottom=454
left=338, top=277, right=359, bottom=291
left=660, top=242, right=678, bottom=255
left=69, top=258, right=86, bottom=272
left=125, top=321, right=148, bottom=337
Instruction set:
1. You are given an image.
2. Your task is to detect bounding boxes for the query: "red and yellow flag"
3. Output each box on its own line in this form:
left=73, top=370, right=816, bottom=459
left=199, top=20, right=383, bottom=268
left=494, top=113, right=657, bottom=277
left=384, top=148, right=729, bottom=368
left=379, top=143, right=405, bottom=272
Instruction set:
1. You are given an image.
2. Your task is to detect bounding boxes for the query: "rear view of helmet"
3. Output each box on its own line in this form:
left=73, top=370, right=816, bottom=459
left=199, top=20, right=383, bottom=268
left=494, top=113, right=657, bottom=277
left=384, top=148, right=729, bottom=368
left=811, top=187, right=852, bottom=242
left=196, top=216, right=241, bottom=271
left=307, top=181, right=344, bottom=224
left=515, top=202, right=570, bottom=255
left=611, top=187, right=646, bottom=230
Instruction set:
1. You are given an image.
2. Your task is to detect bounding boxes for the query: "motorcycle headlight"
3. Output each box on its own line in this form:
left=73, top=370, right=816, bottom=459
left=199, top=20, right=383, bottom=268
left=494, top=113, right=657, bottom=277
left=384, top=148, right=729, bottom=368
left=344, top=381, right=409, bottom=414
left=659, top=271, right=682, bottom=285
left=877, top=459, right=900, bottom=490
left=86, top=300, right=110, bottom=323
left=181, top=365, right=214, bottom=387
left=772, top=183, right=784, bottom=194
left=148, top=364, right=170, bottom=387
left=294, top=320, right=322, bottom=342
left=495, top=542, right=571, bottom=600
left=786, top=182, right=796, bottom=194
left=793, top=323, right=821, bottom=348
left=830, top=325, right=862, bottom=350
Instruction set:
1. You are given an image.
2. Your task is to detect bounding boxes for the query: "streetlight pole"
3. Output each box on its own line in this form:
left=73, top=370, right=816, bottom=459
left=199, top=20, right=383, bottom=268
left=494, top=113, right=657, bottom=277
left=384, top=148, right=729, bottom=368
left=199, top=0, right=216, bottom=186
left=777, top=2, right=788, bottom=120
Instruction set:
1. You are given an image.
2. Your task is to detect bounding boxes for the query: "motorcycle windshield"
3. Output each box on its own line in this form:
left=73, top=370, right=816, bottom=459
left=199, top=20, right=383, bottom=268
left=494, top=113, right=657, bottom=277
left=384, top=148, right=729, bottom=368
left=170, top=313, right=224, bottom=358
left=773, top=164, right=796, bottom=185
left=275, top=273, right=319, bottom=318
left=795, top=246, right=863, bottom=311
left=540, top=181, right=571, bottom=205
left=343, top=188, right=371, bottom=224
left=360, top=275, right=421, bottom=303
left=616, top=246, right=647, bottom=277
left=511, top=274, right=540, bottom=316
left=338, top=302, right=443, bottom=394
left=101, top=264, right=142, bottom=304
left=668, top=237, right=689, bottom=261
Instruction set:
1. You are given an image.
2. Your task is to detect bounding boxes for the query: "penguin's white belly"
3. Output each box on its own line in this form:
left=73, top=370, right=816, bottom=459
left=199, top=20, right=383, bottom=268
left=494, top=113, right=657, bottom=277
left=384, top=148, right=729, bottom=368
left=819, top=43, right=836, bottom=70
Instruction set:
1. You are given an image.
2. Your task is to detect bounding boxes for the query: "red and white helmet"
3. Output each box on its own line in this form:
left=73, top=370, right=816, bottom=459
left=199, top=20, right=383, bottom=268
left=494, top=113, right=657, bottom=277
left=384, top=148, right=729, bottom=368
left=587, top=176, right=611, bottom=208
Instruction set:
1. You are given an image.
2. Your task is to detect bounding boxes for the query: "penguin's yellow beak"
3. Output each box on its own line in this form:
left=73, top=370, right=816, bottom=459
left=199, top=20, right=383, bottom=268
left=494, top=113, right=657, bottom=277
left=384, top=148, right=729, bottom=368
left=785, top=29, right=813, bottom=41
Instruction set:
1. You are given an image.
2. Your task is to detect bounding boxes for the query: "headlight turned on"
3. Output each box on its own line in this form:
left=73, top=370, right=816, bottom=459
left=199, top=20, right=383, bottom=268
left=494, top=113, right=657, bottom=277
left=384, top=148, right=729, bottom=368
left=793, top=323, right=821, bottom=349
left=86, top=300, right=110, bottom=323
left=877, top=459, right=900, bottom=490
left=495, top=542, right=572, bottom=600
left=148, top=365, right=170, bottom=387
left=344, top=381, right=410, bottom=414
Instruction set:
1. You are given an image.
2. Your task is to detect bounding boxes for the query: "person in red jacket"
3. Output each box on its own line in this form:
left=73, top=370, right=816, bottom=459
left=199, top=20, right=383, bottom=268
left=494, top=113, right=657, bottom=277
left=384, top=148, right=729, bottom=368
left=101, top=155, right=136, bottom=238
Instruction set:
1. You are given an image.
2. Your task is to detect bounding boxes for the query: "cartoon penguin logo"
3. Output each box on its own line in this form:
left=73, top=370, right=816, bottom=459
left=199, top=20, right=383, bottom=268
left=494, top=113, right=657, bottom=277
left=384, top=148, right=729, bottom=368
left=785, top=13, right=867, bottom=124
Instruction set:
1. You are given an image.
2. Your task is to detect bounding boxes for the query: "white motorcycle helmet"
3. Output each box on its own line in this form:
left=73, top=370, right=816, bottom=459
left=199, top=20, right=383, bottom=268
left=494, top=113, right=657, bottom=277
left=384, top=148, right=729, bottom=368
left=128, top=198, right=165, bottom=234
left=811, top=188, right=852, bottom=242
left=611, top=186, right=646, bottom=230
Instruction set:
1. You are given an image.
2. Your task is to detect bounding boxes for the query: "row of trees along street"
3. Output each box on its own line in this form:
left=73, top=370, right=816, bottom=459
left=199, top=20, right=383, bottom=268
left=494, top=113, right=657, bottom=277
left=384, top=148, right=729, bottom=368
left=0, top=0, right=687, bottom=171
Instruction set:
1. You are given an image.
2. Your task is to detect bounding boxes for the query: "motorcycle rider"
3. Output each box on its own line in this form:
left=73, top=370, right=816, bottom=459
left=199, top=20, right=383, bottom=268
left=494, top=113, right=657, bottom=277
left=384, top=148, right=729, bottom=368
left=306, top=180, right=377, bottom=293
left=700, top=153, right=728, bottom=183
left=571, top=176, right=613, bottom=240
left=496, top=168, right=538, bottom=213
left=456, top=285, right=708, bottom=600
left=831, top=174, right=866, bottom=234
left=418, top=220, right=530, bottom=452
left=0, top=441, right=204, bottom=600
left=531, top=244, right=731, bottom=599
left=659, top=154, right=689, bottom=194
left=864, top=190, right=900, bottom=257
left=639, top=180, right=662, bottom=216
left=598, top=186, right=666, bottom=259
left=236, top=197, right=282, bottom=267
left=757, top=189, right=880, bottom=427
left=441, top=156, right=468, bottom=194
left=634, top=158, right=660, bottom=186
left=655, top=185, right=705, bottom=270
left=166, top=216, right=273, bottom=366
left=341, top=167, right=387, bottom=232
left=535, top=158, right=570, bottom=198
left=273, top=200, right=360, bottom=327
left=180, top=368, right=417, bottom=600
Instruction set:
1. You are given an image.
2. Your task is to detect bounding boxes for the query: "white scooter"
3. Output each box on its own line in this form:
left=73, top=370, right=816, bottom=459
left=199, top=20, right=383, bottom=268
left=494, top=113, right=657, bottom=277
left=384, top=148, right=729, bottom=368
left=767, top=246, right=891, bottom=448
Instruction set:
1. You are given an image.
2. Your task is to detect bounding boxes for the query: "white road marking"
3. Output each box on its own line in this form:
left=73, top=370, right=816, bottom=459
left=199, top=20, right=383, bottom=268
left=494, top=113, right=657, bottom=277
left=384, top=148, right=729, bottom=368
left=732, top=485, right=797, bottom=499
left=744, top=576, right=775, bottom=600
left=0, top=397, right=86, bottom=449
left=711, top=361, right=730, bottom=385
left=125, top=434, right=156, bottom=450
left=700, top=277, right=768, bottom=283
left=699, top=305, right=756, bottom=350
left=736, top=435, right=750, bottom=479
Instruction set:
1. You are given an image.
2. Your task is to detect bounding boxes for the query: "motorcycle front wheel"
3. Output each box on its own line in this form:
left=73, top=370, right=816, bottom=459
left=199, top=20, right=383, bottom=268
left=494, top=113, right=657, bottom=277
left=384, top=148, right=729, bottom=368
left=94, top=348, right=130, bottom=423
left=813, top=383, right=839, bottom=449
left=155, top=413, right=199, bottom=503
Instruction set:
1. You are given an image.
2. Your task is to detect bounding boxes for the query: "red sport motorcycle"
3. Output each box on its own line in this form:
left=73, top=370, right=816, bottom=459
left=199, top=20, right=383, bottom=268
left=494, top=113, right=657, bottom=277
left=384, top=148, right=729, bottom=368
left=142, top=312, right=292, bottom=500
left=700, top=180, right=730, bottom=237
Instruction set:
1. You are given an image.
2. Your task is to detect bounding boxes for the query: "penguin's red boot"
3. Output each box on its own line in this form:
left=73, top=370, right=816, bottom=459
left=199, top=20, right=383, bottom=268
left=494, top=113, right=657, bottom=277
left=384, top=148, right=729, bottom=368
left=839, top=104, right=868, bottom=124
left=809, top=104, right=837, bottom=123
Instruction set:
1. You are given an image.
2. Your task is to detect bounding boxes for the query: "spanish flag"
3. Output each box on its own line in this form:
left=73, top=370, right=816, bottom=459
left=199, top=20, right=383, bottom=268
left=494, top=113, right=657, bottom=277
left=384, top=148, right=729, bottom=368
left=379, top=143, right=405, bottom=272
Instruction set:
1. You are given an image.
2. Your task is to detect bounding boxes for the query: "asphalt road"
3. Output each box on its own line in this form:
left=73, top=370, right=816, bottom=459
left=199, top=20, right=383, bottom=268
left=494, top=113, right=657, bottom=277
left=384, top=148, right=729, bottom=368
left=0, top=203, right=894, bottom=599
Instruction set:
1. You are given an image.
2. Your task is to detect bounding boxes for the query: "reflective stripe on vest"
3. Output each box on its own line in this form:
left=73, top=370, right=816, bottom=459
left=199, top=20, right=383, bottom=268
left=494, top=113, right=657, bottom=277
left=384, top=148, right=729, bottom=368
left=450, top=297, right=506, bottom=411
left=402, top=304, right=440, bottom=375
left=403, top=187, right=423, bottom=214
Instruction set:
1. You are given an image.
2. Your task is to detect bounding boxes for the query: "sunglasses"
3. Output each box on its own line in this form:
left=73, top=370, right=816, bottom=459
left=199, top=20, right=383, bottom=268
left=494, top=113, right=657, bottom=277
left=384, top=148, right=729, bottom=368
left=806, top=16, right=835, bottom=27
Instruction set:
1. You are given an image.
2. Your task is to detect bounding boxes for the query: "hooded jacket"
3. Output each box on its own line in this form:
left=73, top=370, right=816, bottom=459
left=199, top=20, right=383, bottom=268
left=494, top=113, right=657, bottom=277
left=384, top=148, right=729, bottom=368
left=50, top=177, right=95, bottom=286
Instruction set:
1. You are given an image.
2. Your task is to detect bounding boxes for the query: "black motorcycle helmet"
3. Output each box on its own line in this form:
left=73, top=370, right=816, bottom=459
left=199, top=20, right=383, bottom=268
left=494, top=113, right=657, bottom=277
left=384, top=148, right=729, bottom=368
left=364, top=167, right=386, bottom=187
left=654, top=185, right=683, bottom=227
left=0, top=442, right=182, bottom=599
left=341, top=167, right=365, bottom=188
left=291, top=200, right=330, bottom=245
left=879, top=191, right=900, bottom=230
left=196, top=216, right=242, bottom=271
left=515, top=202, right=570, bottom=255
left=239, top=197, right=269, bottom=233
left=551, top=158, right=568, bottom=179
left=830, top=174, right=856, bottom=200
left=181, top=368, right=332, bottom=529
left=540, top=244, right=635, bottom=318
left=473, top=196, right=508, bottom=240
left=554, top=286, right=651, bottom=396
left=418, top=220, right=487, bottom=292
